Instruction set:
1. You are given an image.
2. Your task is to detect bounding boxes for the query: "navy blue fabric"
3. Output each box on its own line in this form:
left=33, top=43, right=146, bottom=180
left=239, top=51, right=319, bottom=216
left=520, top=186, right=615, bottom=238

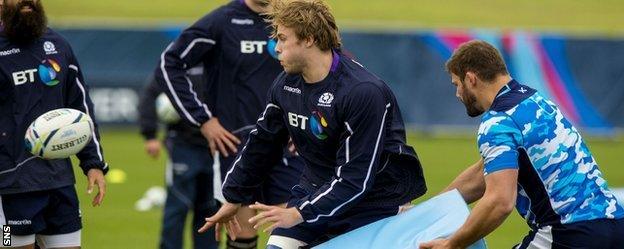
left=220, top=150, right=304, bottom=206
left=222, top=51, right=426, bottom=225
left=160, top=137, right=219, bottom=249
left=0, top=185, right=81, bottom=235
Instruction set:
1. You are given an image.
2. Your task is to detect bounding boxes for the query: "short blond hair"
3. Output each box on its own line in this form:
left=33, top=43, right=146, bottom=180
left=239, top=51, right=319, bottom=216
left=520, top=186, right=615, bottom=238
left=266, top=0, right=342, bottom=51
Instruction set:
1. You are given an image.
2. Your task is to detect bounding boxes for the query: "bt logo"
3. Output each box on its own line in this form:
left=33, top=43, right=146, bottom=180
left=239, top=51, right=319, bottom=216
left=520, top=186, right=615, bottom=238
left=288, top=112, right=308, bottom=130
left=288, top=111, right=329, bottom=140
left=12, top=59, right=61, bottom=86
left=241, top=39, right=279, bottom=59
left=12, top=69, right=38, bottom=86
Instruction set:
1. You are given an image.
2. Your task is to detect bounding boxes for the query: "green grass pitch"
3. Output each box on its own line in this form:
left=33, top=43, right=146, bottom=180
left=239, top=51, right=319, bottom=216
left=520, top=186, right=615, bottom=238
left=44, top=0, right=624, bottom=34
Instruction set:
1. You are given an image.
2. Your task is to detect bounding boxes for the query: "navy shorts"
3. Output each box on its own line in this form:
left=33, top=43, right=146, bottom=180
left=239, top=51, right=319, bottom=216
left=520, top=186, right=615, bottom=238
left=270, top=184, right=400, bottom=246
left=515, top=218, right=624, bottom=249
left=220, top=155, right=304, bottom=205
left=0, top=185, right=81, bottom=236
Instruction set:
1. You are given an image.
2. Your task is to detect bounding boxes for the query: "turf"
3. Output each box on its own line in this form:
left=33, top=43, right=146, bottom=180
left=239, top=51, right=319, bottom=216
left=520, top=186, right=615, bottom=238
left=44, top=0, right=624, bottom=34
left=72, top=129, right=624, bottom=248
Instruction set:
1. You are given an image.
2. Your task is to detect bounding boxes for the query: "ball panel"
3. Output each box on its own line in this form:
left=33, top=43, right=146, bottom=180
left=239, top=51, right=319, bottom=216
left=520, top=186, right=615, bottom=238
left=24, top=108, right=94, bottom=159
left=41, top=121, right=93, bottom=159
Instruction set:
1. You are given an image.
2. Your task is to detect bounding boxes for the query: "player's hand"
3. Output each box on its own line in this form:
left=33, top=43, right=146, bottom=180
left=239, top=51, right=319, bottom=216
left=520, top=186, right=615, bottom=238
left=287, top=138, right=298, bottom=156
left=200, top=118, right=241, bottom=157
left=419, top=238, right=459, bottom=249
left=144, top=139, right=162, bottom=158
left=87, top=168, right=106, bottom=207
left=398, top=202, right=414, bottom=214
left=248, top=202, right=303, bottom=233
left=198, top=202, right=242, bottom=241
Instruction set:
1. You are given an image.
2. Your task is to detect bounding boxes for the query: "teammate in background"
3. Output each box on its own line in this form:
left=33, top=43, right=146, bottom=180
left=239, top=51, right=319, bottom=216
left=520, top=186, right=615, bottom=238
left=198, top=1, right=426, bottom=248
left=154, top=0, right=304, bottom=248
left=0, top=0, right=108, bottom=248
left=420, top=40, right=624, bottom=249
left=138, top=66, right=219, bottom=249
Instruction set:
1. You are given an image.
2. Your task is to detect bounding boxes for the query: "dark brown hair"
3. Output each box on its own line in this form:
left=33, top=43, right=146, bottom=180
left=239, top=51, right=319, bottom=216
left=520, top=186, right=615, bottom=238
left=445, top=40, right=508, bottom=82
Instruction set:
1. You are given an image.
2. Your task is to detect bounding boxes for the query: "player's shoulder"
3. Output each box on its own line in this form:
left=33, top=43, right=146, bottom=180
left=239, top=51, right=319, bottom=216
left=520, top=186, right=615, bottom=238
left=337, top=54, right=387, bottom=92
left=478, top=110, right=520, bottom=139
left=194, top=2, right=239, bottom=27
left=42, top=28, right=69, bottom=45
left=339, top=55, right=381, bottom=84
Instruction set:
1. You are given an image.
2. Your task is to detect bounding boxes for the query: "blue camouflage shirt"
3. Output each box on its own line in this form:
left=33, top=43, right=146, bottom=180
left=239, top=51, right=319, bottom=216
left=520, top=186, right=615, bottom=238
left=478, top=79, right=624, bottom=227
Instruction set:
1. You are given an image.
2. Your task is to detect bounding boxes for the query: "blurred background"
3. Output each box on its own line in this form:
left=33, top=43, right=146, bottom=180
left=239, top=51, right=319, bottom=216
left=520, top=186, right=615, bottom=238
left=43, top=0, right=624, bottom=248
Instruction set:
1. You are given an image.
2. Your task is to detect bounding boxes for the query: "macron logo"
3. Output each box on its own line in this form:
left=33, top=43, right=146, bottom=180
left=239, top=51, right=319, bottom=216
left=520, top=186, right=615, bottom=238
left=283, top=85, right=301, bottom=94
left=231, top=18, right=254, bottom=25
left=0, top=48, right=20, bottom=57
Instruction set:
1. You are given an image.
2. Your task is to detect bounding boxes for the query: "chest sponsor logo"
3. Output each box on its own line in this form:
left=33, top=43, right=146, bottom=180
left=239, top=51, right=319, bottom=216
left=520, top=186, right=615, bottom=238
left=241, top=40, right=267, bottom=54
left=0, top=48, right=20, bottom=57
left=12, top=59, right=62, bottom=86
left=231, top=18, right=254, bottom=25
left=241, top=39, right=279, bottom=59
left=283, top=85, right=301, bottom=94
left=288, top=111, right=329, bottom=140
left=317, top=92, right=334, bottom=107
left=43, top=41, right=58, bottom=55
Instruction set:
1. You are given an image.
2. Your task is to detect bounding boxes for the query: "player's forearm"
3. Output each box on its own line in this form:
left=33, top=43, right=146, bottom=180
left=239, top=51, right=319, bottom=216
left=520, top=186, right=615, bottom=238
left=443, top=160, right=485, bottom=204
left=446, top=191, right=513, bottom=248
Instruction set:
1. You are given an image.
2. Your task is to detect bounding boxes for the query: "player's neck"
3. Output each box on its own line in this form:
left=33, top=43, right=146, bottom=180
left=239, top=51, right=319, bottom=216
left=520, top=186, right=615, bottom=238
left=244, top=0, right=267, bottom=14
left=302, top=49, right=334, bottom=84
left=482, top=74, right=513, bottom=110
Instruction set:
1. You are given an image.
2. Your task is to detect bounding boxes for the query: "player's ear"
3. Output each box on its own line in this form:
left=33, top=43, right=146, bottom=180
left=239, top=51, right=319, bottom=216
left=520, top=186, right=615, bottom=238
left=303, top=35, right=315, bottom=48
left=465, top=72, right=478, bottom=88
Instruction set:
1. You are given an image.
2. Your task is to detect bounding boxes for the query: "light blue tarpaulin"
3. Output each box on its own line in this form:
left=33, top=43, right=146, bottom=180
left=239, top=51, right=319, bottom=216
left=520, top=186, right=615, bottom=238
left=314, top=190, right=487, bottom=249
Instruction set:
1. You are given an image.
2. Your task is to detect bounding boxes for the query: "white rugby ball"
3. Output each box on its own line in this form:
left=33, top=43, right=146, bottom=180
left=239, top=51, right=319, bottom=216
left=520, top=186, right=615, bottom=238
left=156, top=93, right=180, bottom=124
left=24, top=108, right=94, bottom=159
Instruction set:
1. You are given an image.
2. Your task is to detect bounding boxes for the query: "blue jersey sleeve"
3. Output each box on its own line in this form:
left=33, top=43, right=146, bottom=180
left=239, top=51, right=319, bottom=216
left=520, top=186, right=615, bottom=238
left=477, top=112, right=522, bottom=175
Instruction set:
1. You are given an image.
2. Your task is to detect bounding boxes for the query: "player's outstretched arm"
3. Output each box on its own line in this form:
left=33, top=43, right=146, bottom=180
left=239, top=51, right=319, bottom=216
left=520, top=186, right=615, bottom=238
left=442, top=159, right=485, bottom=204
left=420, top=169, right=517, bottom=249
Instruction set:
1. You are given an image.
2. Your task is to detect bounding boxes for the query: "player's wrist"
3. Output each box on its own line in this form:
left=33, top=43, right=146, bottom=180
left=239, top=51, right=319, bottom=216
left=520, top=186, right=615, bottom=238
left=289, top=207, right=304, bottom=224
left=445, top=235, right=468, bottom=249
